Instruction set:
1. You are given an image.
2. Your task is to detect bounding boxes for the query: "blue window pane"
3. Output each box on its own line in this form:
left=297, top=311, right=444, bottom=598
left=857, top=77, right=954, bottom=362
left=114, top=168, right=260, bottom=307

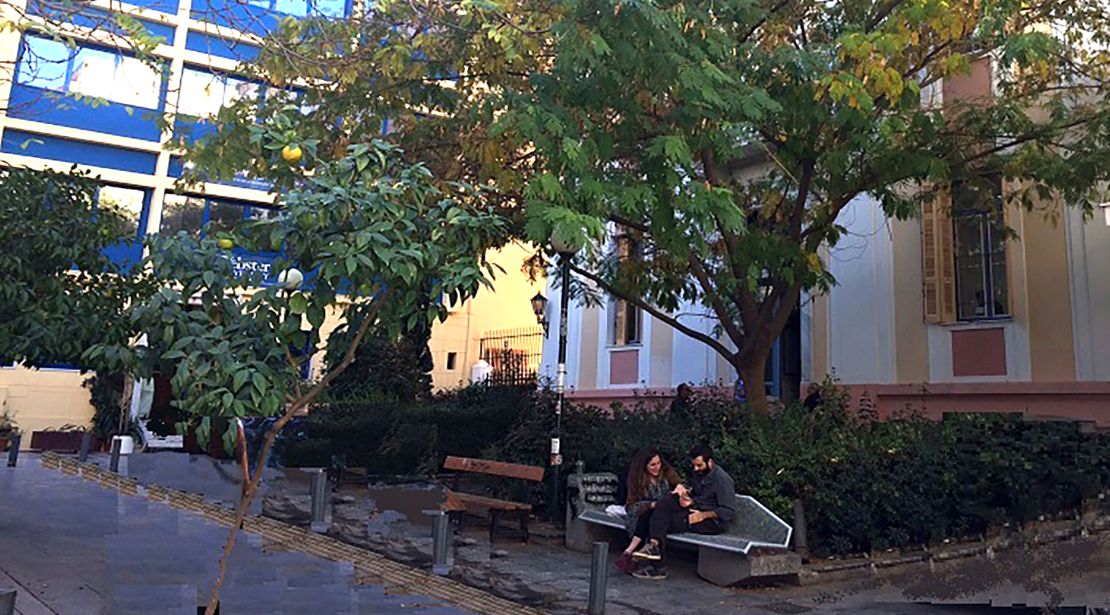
left=17, top=35, right=162, bottom=109
left=273, top=0, right=308, bottom=16
left=313, top=0, right=345, bottom=17
left=17, top=37, right=71, bottom=91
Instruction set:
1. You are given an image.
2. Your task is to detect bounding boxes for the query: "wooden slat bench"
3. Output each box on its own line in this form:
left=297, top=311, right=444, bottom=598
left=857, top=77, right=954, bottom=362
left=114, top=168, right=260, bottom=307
left=566, top=471, right=800, bottom=586
left=441, top=456, right=545, bottom=543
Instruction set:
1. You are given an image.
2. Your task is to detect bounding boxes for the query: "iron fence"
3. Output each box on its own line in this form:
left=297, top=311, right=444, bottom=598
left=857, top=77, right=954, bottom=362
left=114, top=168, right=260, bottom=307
left=478, top=326, right=544, bottom=386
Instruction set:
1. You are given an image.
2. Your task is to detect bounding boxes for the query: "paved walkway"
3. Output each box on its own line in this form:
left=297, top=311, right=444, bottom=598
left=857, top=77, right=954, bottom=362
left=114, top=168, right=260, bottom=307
left=0, top=455, right=482, bottom=615
left=6, top=451, right=1108, bottom=615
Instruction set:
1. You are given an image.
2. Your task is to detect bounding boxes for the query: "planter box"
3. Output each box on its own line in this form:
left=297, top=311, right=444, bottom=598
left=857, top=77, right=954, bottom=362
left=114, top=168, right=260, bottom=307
left=30, top=431, right=100, bottom=453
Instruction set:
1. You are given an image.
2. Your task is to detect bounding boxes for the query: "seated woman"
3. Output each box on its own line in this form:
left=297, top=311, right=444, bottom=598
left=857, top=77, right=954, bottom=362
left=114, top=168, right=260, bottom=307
left=614, top=448, right=681, bottom=573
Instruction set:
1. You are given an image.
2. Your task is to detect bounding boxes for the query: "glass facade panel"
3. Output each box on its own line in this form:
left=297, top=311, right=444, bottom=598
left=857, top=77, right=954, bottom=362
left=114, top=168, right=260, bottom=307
left=18, top=37, right=160, bottom=109
left=160, top=194, right=205, bottom=235
left=98, top=185, right=146, bottom=238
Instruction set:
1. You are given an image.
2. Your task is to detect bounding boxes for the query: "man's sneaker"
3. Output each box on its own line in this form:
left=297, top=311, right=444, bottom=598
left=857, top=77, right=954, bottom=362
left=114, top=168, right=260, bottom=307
left=632, top=542, right=661, bottom=561
left=632, top=565, right=667, bottom=580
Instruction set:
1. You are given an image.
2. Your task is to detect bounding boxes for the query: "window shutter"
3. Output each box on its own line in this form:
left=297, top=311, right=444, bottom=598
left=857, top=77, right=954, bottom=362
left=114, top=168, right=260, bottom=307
left=921, top=185, right=957, bottom=324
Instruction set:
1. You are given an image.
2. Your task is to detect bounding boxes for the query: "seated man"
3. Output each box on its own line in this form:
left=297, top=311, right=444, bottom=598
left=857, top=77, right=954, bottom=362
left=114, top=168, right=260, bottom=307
left=631, top=445, right=736, bottom=580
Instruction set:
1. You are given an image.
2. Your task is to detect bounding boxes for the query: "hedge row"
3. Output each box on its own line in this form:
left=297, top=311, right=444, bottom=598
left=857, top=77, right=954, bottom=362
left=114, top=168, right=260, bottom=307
left=279, top=383, right=1110, bottom=557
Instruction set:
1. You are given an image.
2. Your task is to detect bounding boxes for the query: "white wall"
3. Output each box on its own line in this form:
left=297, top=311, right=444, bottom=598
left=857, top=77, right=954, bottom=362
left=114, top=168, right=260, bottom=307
left=825, top=196, right=898, bottom=384
left=1066, top=206, right=1110, bottom=380
left=671, top=309, right=731, bottom=387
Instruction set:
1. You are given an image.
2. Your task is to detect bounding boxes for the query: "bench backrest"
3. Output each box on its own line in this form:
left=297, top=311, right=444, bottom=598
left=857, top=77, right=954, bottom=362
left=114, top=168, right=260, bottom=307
left=443, top=456, right=545, bottom=482
left=568, top=472, right=621, bottom=514
left=729, top=495, right=792, bottom=548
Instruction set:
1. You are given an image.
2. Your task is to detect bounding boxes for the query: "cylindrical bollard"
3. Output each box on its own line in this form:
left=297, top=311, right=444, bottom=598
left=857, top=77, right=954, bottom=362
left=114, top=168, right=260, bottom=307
left=309, top=468, right=328, bottom=533
left=587, top=541, right=608, bottom=615
left=0, top=585, right=16, bottom=615
left=109, top=437, right=122, bottom=473
left=78, top=431, right=93, bottom=462
left=792, top=499, right=808, bottom=555
left=6, top=434, right=21, bottom=467
left=432, top=511, right=451, bottom=575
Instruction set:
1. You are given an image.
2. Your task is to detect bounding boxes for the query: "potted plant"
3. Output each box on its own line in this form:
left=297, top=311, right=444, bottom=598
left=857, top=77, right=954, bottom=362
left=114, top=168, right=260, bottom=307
left=0, top=411, right=17, bottom=452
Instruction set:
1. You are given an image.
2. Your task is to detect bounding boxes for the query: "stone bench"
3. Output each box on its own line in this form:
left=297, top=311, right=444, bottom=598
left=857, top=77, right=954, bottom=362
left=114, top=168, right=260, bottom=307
left=566, top=471, right=800, bottom=585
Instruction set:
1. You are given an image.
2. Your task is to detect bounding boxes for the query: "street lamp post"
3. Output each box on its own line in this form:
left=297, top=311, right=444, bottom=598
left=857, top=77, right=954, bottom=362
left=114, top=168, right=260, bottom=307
left=548, top=236, right=576, bottom=526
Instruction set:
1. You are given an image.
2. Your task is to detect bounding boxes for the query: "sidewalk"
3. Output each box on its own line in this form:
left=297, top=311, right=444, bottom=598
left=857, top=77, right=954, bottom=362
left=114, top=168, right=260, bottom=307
left=9, top=451, right=1109, bottom=615
left=0, top=454, right=504, bottom=615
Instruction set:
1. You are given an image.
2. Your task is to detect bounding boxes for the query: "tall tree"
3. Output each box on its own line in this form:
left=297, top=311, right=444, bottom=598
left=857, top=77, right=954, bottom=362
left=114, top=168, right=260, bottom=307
left=506, top=0, right=1110, bottom=409
left=174, top=0, right=1110, bottom=412
left=90, top=138, right=506, bottom=614
left=179, top=0, right=558, bottom=201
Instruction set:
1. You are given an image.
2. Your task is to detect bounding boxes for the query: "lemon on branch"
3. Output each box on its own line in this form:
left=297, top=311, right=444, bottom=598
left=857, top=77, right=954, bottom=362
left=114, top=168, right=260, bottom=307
left=281, top=144, right=302, bottom=163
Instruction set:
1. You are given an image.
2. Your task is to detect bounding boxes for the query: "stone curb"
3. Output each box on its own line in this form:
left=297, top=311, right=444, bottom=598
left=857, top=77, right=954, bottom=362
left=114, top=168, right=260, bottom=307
left=799, top=510, right=1110, bottom=585
left=38, top=452, right=548, bottom=615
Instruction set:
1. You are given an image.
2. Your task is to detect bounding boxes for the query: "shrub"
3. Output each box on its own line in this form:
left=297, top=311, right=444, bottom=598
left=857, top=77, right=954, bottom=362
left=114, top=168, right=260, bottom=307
left=278, top=380, right=1110, bottom=557
left=277, top=384, right=536, bottom=476
left=83, top=372, right=127, bottom=440
left=487, top=383, right=1110, bottom=557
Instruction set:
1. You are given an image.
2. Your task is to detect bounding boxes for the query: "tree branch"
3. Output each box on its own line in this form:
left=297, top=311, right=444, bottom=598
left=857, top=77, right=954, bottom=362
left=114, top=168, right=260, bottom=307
left=568, top=262, right=737, bottom=362
left=687, top=254, right=746, bottom=349
left=203, top=289, right=391, bottom=615
left=866, top=0, right=910, bottom=32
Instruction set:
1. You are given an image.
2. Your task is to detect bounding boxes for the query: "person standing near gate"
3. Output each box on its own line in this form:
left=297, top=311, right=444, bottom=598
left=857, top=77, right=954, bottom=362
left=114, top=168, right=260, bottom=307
left=631, top=445, right=736, bottom=580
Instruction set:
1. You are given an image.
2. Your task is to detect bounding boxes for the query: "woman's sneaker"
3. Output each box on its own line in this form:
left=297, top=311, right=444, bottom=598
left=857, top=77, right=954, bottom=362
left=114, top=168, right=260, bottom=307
left=632, top=565, right=667, bottom=580
left=613, top=552, right=638, bottom=574
left=632, top=542, right=662, bottom=561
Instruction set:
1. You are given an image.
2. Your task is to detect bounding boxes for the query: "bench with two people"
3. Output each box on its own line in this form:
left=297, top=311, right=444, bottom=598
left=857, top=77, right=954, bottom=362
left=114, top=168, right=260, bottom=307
left=567, top=445, right=801, bottom=586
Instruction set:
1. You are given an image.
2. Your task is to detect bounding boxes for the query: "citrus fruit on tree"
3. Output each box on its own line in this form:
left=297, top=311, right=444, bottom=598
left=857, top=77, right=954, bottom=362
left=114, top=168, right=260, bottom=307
left=281, top=144, right=302, bottom=163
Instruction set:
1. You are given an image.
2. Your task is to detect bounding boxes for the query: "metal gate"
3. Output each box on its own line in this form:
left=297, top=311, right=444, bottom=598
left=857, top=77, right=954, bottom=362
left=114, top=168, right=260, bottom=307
left=478, top=326, right=544, bottom=386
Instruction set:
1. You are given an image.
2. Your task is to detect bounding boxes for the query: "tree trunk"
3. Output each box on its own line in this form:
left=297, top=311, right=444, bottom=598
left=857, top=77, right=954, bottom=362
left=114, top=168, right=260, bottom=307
left=737, top=355, right=769, bottom=414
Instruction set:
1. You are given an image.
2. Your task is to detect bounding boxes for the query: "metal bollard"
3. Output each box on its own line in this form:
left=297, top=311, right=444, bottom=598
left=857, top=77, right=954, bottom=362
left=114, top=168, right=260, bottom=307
left=792, top=499, right=808, bottom=555
left=0, top=586, right=15, bottom=615
left=6, top=435, right=20, bottom=467
left=78, top=431, right=93, bottom=462
left=109, top=437, right=122, bottom=473
left=309, top=469, right=328, bottom=533
left=587, top=541, right=608, bottom=615
left=432, top=511, right=451, bottom=575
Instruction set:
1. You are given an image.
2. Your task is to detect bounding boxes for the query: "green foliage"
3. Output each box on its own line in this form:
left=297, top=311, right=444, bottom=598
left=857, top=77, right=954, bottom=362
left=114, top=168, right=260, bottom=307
left=83, top=371, right=127, bottom=440
left=325, top=319, right=434, bottom=403
left=178, top=1, right=558, bottom=197
left=498, top=0, right=1110, bottom=406
left=275, top=376, right=1110, bottom=556
left=485, top=387, right=1110, bottom=557
left=184, top=0, right=1110, bottom=410
left=281, top=381, right=1110, bottom=555
left=278, top=384, right=537, bottom=476
left=89, top=140, right=506, bottom=450
left=0, top=167, right=150, bottom=369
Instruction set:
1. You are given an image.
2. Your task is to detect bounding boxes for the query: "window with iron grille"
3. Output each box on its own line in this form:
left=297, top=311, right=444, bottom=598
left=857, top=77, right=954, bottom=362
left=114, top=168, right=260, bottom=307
left=952, top=174, right=1009, bottom=321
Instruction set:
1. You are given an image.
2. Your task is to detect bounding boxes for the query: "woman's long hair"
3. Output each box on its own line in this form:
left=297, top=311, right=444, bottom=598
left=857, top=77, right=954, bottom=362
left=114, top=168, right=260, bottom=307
left=626, top=447, right=681, bottom=506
